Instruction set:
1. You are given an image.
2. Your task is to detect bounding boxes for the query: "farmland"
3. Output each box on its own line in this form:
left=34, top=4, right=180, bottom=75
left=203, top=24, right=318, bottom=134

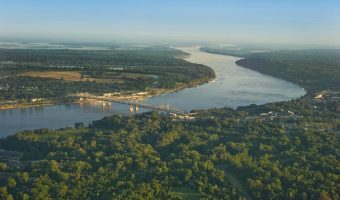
left=17, top=71, right=154, bottom=84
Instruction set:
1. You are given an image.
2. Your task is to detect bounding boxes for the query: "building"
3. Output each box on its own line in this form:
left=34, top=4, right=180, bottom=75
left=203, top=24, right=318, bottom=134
left=137, top=92, right=148, bottom=95
left=31, top=98, right=43, bottom=103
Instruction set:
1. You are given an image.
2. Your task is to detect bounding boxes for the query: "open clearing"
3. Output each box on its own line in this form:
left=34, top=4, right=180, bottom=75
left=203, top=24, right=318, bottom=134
left=170, top=186, right=202, bottom=200
left=18, top=71, right=82, bottom=81
left=215, top=164, right=253, bottom=200
left=18, top=71, right=153, bottom=84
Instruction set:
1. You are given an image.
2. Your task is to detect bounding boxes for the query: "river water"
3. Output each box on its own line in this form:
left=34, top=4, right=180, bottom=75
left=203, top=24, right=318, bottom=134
left=0, top=47, right=305, bottom=137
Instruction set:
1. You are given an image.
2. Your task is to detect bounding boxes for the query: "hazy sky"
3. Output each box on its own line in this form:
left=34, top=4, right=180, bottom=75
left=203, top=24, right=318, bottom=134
left=1, top=0, right=340, bottom=46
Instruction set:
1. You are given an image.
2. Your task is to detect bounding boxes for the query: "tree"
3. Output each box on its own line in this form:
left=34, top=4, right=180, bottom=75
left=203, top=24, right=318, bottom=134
left=75, top=122, right=84, bottom=129
left=17, top=172, right=30, bottom=184
left=31, top=175, right=52, bottom=200
left=319, top=191, right=331, bottom=200
left=22, top=193, right=30, bottom=200
left=49, top=160, right=60, bottom=172
left=7, top=178, right=16, bottom=188
left=0, top=162, right=8, bottom=171
left=0, top=186, right=11, bottom=199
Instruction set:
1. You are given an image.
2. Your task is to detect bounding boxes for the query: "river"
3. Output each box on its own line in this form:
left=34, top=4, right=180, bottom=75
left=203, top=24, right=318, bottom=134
left=0, top=47, right=305, bottom=137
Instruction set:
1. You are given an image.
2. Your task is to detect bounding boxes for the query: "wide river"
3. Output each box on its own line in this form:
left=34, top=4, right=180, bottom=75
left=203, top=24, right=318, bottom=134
left=0, top=47, right=305, bottom=137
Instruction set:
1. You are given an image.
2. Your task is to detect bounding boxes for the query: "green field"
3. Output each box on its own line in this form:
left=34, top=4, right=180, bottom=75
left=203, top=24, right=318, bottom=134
left=170, top=187, right=202, bottom=200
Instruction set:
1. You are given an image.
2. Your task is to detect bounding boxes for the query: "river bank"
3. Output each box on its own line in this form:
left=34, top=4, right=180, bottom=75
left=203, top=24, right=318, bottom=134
left=0, top=73, right=214, bottom=111
left=0, top=99, right=70, bottom=111
left=0, top=47, right=305, bottom=136
left=144, top=47, right=305, bottom=111
left=201, top=47, right=340, bottom=94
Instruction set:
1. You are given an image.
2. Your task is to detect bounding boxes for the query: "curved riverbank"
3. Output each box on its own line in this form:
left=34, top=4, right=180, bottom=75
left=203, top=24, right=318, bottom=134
left=145, top=47, right=305, bottom=111
left=0, top=47, right=305, bottom=136
left=0, top=75, right=214, bottom=111
left=202, top=47, right=339, bottom=94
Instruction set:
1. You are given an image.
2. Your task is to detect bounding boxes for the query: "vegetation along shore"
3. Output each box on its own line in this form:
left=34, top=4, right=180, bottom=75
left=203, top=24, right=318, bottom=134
left=0, top=46, right=215, bottom=110
left=0, top=47, right=338, bottom=199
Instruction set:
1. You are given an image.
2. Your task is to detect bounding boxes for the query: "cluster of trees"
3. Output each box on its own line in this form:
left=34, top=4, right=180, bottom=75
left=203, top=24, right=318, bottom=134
left=0, top=47, right=189, bottom=68
left=202, top=47, right=340, bottom=93
left=200, top=46, right=261, bottom=57
left=0, top=76, right=151, bottom=100
left=0, top=95, right=338, bottom=199
left=124, top=64, right=214, bottom=89
left=235, top=49, right=340, bottom=92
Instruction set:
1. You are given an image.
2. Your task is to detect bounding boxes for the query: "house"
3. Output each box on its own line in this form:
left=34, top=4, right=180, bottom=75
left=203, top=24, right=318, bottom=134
left=314, top=94, right=323, bottom=99
left=103, top=93, right=114, bottom=97
left=287, top=111, right=295, bottom=115
left=31, top=98, right=43, bottom=103
left=137, top=92, right=148, bottom=95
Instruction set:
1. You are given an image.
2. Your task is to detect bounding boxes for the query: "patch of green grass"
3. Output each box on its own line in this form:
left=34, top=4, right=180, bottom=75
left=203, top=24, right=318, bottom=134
left=170, top=186, right=202, bottom=200
left=38, top=128, right=90, bottom=140
left=215, top=164, right=253, bottom=200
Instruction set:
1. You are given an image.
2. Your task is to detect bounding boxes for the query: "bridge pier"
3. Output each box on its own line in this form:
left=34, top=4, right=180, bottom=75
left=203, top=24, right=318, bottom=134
left=129, top=105, right=139, bottom=112
left=73, top=94, right=187, bottom=115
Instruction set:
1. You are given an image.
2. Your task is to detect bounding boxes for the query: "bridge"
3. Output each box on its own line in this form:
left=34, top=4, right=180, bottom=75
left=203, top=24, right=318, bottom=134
left=72, top=93, right=189, bottom=115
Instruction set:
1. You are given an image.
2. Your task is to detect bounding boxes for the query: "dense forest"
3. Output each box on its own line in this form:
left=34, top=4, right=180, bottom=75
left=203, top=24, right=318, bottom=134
left=0, top=95, right=339, bottom=199
left=0, top=47, right=190, bottom=68
left=236, top=50, right=340, bottom=92
left=0, top=76, right=152, bottom=100
left=200, top=46, right=263, bottom=57
left=202, top=47, right=340, bottom=93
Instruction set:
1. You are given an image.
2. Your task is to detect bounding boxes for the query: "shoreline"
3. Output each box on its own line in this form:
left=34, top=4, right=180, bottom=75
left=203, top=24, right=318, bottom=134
left=193, top=46, right=306, bottom=94
left=0, top=47, right=215, bottom=111
left=0, top=76, right=214, bottom=111
left=234, top=59, right=309, bottom=95
left=1, top=47, right=307, bottom=111
left=0, top=100, right=71, bottom=111
left=200, top=48, right=309, bottom=95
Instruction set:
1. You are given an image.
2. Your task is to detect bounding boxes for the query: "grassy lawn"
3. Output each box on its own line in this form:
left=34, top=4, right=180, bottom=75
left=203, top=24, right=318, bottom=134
left=37, top=128, right=91, bottom=141
left=215, top=164, right=253, bottom=200
left=170, top=186, right=202, bottom=200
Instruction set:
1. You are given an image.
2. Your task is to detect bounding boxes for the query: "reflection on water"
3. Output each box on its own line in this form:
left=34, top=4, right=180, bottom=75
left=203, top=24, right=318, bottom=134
left=144, top=47, right=305, bottom=111
left=0, top=102, right=152, bottom=137
left=0, top=47, right=305, bottom=137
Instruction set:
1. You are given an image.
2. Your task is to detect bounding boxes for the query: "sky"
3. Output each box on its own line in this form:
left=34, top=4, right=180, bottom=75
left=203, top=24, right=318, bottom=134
left=1, top=0, right=340, bottom=46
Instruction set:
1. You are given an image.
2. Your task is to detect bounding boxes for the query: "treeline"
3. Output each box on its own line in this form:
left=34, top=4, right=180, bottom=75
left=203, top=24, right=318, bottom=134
left=235, top=49, right=340, bottom=92
left=0, top=96, right=338, bottom=199
left=0, top=47, right=190, bottom=68
left=202, top=47, right=340, bottom=93
left=124, top=64, right=215, bottom=88
left=200, top=47, right=256, bottom=57
left=0, top=47, right=215, bottom=100
left=0, top=76, right=152, bottom=100
left=0, top=66, right=214, bottom=100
